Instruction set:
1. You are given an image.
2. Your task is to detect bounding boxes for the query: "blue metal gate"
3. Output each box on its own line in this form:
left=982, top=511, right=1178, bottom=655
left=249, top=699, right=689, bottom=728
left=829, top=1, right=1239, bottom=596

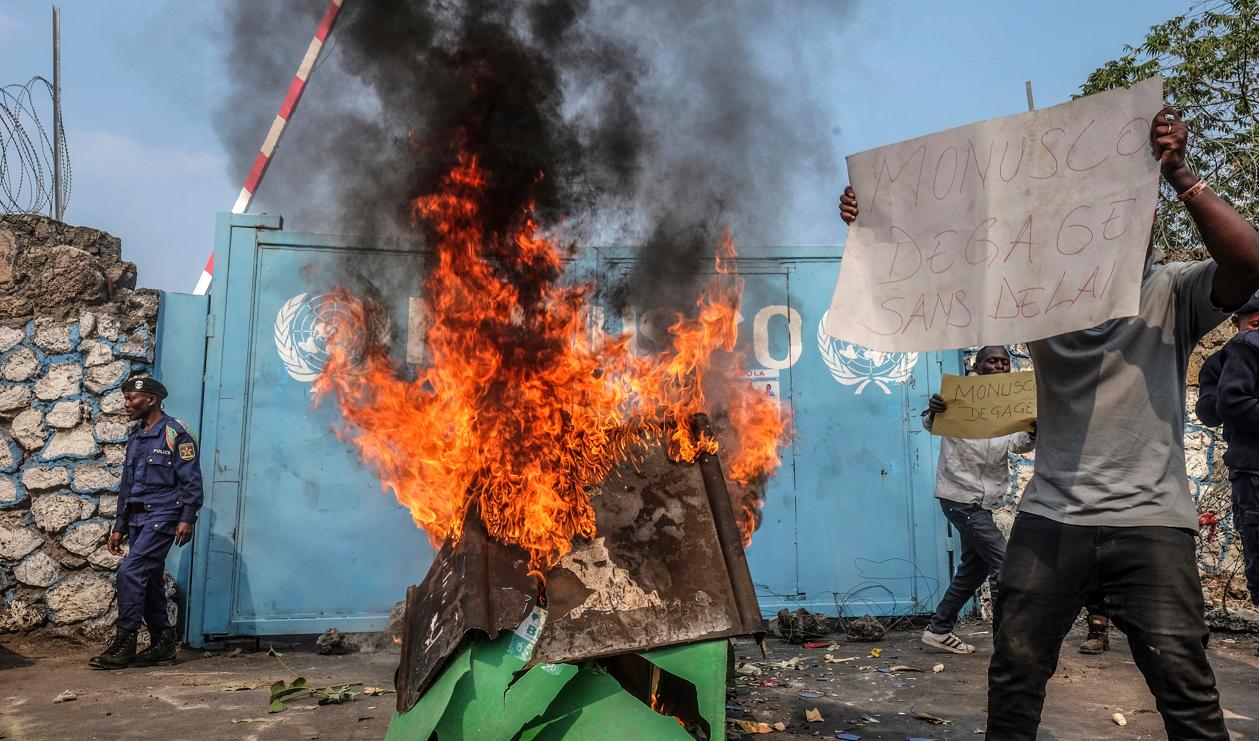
left=173, top=214, right=959, bottom=645
left=605, top=249, right=960, bottom=617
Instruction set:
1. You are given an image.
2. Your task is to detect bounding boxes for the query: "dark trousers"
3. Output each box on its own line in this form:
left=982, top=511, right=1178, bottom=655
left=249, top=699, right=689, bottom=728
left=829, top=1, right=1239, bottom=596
left=929, top=499, right=1006, bottom=634
left=1229, top=473, right=1259, bottom=605
left=987, top=513, right=1226, bottom=740
left=116, top=513, right=176, bottom=633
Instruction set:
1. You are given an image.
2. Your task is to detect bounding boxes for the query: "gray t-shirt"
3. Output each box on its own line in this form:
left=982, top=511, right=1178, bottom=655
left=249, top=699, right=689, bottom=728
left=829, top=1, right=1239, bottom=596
left=1021, top=260, right=1227, bottom=529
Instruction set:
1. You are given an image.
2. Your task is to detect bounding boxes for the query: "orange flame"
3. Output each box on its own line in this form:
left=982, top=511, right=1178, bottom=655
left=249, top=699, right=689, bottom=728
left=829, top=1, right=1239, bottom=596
left=315, top=154, right=788, bottom=570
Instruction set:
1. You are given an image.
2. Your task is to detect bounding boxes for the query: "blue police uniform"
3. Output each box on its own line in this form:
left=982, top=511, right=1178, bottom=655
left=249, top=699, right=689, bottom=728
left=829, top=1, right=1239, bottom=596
left=113, top=413, right=203, bottom=633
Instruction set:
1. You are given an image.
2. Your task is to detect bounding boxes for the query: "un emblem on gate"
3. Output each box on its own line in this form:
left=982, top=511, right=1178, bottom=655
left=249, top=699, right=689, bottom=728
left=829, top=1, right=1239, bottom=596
left=816, top=311, right=918, bottom=395
left=274, top=292, right=392, bottom=383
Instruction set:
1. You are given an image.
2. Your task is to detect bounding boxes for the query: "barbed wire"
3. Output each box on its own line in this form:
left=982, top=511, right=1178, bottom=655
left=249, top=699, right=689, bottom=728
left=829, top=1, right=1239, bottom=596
left=1, top=76, right=70, bottom=217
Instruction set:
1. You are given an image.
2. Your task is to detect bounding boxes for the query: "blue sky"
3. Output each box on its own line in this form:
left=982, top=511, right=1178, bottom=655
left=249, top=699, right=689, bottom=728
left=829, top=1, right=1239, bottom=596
left=0, top=1, right=1192, bottom=293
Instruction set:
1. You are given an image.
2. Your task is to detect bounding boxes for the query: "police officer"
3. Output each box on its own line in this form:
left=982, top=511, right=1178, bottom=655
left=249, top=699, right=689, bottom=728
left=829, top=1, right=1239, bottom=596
left=90, top=376, right=203, bottom=670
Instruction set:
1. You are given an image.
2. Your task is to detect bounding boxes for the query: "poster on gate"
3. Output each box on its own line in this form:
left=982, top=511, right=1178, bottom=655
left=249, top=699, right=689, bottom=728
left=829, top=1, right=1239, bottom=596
left=825, top=77, right=1164, bottom=352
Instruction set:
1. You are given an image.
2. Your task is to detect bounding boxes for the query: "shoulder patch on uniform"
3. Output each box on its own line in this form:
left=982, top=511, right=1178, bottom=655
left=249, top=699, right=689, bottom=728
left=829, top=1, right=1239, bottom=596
left=165, top=425, right=178, bottom=451
left=173, top=418, right=198, bottom=445
left=178, top=441, right=196, bottom=461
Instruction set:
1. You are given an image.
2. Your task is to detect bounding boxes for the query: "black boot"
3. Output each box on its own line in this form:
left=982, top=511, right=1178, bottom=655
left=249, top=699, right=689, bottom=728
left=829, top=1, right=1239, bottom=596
left=89, top=629, right=137, bottom=670
left=1078, top=615, right=1110, bottom=655
left=134, top=628, right=178, bottom=666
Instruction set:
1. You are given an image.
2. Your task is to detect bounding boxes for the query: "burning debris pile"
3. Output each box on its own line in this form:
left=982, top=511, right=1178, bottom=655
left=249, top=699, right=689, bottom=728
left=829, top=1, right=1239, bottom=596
left=214, top=0, right=846, bottom=736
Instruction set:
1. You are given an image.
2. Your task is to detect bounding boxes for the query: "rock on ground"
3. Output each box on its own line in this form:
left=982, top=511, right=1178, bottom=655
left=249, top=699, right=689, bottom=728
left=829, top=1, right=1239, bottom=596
left=316, top=627, right=356, bottom=656
left=845, top=615, right=887, bottom=642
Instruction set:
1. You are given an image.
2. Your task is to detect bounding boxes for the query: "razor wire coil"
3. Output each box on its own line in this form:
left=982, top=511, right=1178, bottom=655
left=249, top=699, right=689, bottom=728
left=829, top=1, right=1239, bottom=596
left=1, top=76, right=70, bottom=217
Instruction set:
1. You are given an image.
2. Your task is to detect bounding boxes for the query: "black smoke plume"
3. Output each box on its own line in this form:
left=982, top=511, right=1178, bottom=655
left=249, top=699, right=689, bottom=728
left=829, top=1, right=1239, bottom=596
left=213, top=0, right=850, bottom=312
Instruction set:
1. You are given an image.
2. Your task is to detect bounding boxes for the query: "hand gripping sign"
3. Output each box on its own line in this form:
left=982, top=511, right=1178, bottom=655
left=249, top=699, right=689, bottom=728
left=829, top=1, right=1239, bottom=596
left=826, top=78, right=1163, bottom=352
left=930, top=371, right=1036, bottom=440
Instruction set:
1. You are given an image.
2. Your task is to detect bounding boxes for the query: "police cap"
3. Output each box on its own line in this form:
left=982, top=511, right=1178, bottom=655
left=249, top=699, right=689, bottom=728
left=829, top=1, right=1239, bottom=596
left=124, top=376, right=168, bottom=399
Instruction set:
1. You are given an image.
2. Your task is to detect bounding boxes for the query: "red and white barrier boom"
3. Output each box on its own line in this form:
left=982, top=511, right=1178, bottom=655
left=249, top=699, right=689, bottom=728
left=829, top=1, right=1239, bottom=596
left=193, top=0, right=345, bottom=296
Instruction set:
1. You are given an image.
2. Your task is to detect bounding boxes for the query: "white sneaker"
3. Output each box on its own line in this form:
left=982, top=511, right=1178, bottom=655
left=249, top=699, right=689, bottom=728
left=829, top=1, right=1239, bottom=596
left=921, top=629, right=975, bottom=654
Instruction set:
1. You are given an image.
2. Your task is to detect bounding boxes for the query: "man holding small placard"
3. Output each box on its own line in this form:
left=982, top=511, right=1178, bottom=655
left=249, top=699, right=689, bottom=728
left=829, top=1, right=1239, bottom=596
left=838, top=96, right=1259, bottom=739
left=920, top=346, right=1034, bottom=655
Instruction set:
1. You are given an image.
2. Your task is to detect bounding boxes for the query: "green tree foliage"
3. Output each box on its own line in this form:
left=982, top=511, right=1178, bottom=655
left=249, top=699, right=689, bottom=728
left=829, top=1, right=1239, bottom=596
left=1081, top=0, right=1258, bottom=251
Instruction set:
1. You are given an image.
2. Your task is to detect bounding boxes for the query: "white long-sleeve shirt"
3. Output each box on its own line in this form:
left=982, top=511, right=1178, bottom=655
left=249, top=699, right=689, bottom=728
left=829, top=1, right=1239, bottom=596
left=922, top=410, right=1035, bottom=510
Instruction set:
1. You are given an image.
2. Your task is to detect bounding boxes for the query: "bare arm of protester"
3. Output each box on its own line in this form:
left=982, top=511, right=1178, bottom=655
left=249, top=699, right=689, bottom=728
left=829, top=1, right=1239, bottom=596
left=1152, top=106, right=1259, bottom=308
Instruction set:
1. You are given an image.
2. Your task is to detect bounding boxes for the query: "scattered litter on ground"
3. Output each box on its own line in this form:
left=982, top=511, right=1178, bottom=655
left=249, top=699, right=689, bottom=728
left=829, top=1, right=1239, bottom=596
left=230, top=717, right=273, bottom=724
left=732, top=719, right=787, bottom=734
left=767, top=656, right=804, bottom=670
left=860, top=714, right=881, bottom=724
left=803, top=641, right=831, bottom=649
left=736, top=661, right=763, bottom=676
left=219, top=682, right=266, bottom=692
left=760, top=679, right=780, bottom=687
left=887, top=665, right=922, bottom=672
left=835, top=733, right=861, bottom=740
left=867, top=648, right=881, bottom=658
left=798, top=690, right=822, bottom=699
left=362, top=686, right=391, bottom=696
left=912, top=711, right=951, bottom=725
left=825, top=654, right=858, bottom=664
left=845, top=615, right=886, bottom=642
left=51, top=690, right=76, bottom=704
left=804, top=707, right=823, bottom=723
left=932, top=663, right=945, bottom=673
left=1112, top=712, right=1127, bottom=727
left=315, top=627, right=356, bottom=656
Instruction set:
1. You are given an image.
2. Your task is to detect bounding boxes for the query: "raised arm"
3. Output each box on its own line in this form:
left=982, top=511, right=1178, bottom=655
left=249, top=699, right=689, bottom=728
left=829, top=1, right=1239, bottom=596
left=1153, top=107, right=1259, bottom=309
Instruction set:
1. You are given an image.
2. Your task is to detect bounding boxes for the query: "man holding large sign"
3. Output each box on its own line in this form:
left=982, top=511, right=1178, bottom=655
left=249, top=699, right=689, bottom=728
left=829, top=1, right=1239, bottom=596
left=838, top=89, right=1259, bottom=739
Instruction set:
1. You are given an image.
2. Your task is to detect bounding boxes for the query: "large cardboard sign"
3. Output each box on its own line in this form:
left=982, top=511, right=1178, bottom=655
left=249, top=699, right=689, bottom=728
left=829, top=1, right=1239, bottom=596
left=826, top=78, right=1163, bottom=352
left=930, top=371, right=1036, bottom=439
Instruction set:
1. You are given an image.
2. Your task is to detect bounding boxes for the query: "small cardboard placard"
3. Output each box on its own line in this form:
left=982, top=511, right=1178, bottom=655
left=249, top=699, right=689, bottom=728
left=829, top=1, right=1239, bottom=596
left=930, top=371, right=1036, bottom=439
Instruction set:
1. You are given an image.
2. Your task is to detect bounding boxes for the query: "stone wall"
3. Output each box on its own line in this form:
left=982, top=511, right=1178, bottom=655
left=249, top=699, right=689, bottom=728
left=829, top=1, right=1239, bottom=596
left=0, top=215, right=167, bottom=641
